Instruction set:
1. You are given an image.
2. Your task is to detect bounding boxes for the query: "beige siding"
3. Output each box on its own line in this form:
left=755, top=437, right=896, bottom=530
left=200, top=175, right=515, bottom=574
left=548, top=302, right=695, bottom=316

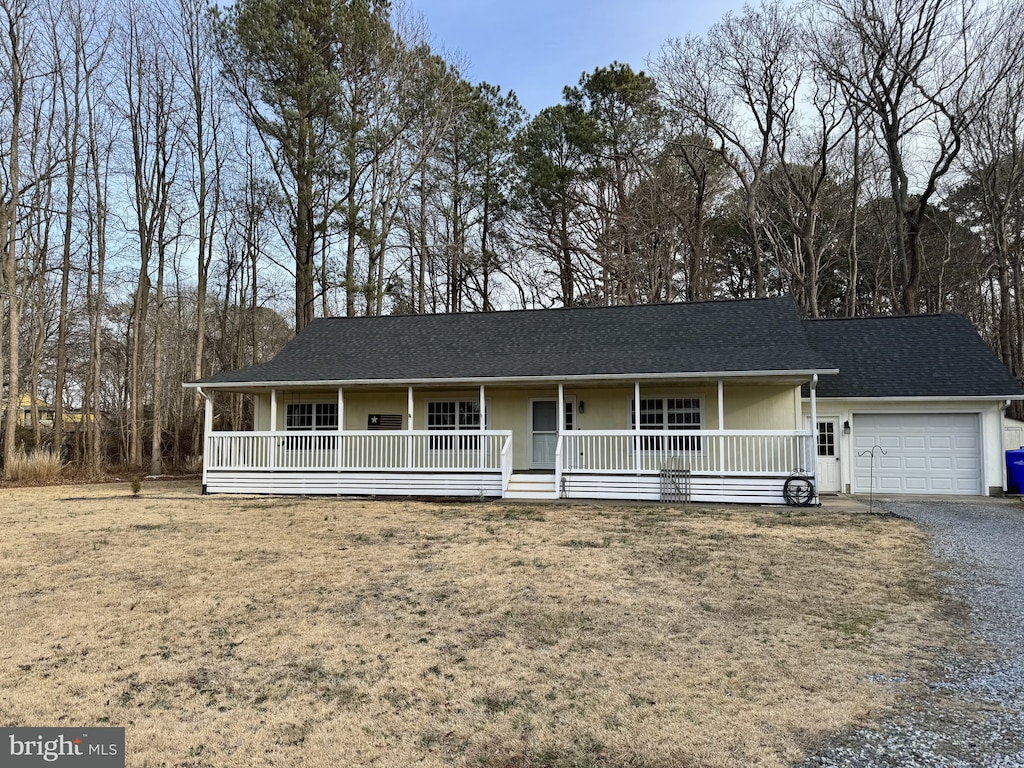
left=722, top=385, right=802, bottom=430
left=254, top=385, right=801, bottom=432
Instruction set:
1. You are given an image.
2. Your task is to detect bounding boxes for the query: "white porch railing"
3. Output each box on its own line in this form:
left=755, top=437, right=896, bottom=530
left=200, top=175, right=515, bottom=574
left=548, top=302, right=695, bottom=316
left=560, top=430, right=814, bottom=476
left=202, top=429, right=814, bottom=502
left=205, top=430, right=513, bottom=473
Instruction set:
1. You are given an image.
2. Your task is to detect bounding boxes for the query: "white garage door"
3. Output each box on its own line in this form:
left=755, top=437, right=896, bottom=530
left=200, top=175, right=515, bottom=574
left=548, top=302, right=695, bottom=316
left=853, top=413, right=981, bottom=495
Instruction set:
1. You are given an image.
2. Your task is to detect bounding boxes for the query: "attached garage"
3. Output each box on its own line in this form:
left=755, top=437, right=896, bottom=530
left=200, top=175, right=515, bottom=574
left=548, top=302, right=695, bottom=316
left=852, top=413, right=981, bottom=495
left=802, top=314, right=1024, bottom=497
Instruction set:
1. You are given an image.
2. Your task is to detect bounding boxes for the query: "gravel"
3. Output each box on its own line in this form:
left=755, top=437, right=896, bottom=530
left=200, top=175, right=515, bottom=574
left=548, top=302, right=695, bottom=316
left=801, top=497, right=1024, bottom=768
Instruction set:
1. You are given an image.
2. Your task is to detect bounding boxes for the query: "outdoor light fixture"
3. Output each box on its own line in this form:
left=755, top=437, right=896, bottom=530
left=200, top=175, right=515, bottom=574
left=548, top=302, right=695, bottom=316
left=843, top=420, right=851, bottom=434
left=578, top=401, right=585, bottom=414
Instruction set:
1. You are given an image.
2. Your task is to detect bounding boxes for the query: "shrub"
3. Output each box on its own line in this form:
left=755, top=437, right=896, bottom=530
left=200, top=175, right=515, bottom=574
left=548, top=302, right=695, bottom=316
left=6, top=449, right=64, bottom=484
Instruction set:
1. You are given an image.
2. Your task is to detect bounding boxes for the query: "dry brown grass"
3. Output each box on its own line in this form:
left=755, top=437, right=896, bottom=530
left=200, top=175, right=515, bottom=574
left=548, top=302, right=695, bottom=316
left=4, top=449, right=63, bottom=483
left=0, top=483, right=959, bottom=767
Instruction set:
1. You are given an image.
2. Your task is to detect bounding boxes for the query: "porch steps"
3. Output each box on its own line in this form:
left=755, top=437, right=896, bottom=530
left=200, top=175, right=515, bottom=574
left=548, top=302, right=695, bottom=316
left=504, top=473, right=558, bottom=500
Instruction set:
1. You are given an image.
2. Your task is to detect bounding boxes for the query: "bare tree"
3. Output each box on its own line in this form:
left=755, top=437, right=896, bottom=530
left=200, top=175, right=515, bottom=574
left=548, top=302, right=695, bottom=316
left=812, top=0, right=1005, bottom=313
left=655, top=0, right=804, bottom=299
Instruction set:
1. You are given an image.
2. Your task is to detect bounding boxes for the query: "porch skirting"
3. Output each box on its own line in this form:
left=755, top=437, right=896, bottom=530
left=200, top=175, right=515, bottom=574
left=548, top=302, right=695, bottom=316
left=204, top=470, right=504, bottom=497
left=558, top=473, right=787, bottom=505
left=204, top=469, right=789, bottom=504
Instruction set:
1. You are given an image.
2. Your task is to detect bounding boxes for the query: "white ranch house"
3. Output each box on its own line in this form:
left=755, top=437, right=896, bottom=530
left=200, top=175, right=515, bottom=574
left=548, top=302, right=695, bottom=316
left=186, top=298, right=1023, bottom=503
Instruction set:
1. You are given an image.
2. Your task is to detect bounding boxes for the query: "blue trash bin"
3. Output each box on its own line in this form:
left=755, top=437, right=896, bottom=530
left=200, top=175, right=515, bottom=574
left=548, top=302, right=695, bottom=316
left=1006, top=449, right=1024, bottom=494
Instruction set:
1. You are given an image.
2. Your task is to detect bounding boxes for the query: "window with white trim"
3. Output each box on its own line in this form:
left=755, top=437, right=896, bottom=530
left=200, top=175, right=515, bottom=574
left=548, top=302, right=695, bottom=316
left=631, top=397, right=703, bottom=451
left=285, top=402, right=338, bottom=449
left=427, top=400, right=487, bottom=449
left=285, top=402, right=338, bottom=430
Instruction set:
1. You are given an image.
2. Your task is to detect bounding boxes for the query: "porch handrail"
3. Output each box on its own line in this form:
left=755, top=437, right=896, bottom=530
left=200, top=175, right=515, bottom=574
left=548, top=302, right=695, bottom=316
left=500, top=433, right=514, bottom=492
left=562, top=429, right=813, bottom=476
left=205, top=429, right=513, bottom=473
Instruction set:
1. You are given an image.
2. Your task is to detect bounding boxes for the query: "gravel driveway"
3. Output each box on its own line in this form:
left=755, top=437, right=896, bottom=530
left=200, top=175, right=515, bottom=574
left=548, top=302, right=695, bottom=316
left=802, top=497, right=1024, bottom=768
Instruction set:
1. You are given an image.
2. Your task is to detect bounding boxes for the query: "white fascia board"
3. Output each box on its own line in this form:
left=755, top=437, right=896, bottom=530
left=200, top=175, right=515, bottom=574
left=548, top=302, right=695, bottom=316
left=804, top=395, right=1023, bottom=402
left=185, top=367, right=840, bottom=390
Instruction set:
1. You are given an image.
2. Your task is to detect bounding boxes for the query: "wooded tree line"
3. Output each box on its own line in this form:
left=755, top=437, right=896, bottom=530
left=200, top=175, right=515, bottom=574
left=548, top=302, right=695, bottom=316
left=1, top=0, right=1023, bottom=476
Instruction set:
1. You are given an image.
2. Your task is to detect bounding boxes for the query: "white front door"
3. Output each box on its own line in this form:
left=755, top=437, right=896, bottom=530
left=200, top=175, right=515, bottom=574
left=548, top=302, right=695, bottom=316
left=816, top=418, right=842, bottom=494
left=530, top=399, right=574, bottom=469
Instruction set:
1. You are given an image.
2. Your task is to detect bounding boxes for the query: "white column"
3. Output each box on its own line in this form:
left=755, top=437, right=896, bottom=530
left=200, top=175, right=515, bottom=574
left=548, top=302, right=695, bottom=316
left=203, top=390, right=213, bottom=435
left=268, top=388, right=278, bottom=470
left=809, top=375, right=819, bottom=503
left=718, top=379, right=725, bottom=473
left=200, top=388, right=213, bottom=491
left=556, top=384, right=565, bottom=492
left=479, top=384, right=487, bottom=470
left=407, top=386, right=414, bottom=469
left=336, top=387, right=345, bottom=472
left=633, top=381, right=641, bottom=472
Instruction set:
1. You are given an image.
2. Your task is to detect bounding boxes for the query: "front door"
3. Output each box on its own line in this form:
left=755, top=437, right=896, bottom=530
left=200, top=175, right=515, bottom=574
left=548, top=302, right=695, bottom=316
left=816, top=418, right=841, bottom=493
left=530, top=399, right=574, bottom=469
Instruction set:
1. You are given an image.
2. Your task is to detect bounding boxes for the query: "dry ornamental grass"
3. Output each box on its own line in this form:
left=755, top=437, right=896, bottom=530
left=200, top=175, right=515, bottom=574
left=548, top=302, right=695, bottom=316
left=0, top=482, right=962, bottom=767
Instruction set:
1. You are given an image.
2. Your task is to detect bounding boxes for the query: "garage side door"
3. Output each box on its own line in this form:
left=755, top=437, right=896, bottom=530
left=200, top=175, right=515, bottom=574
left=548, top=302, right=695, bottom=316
left=853, top=413, right=981, bottom=495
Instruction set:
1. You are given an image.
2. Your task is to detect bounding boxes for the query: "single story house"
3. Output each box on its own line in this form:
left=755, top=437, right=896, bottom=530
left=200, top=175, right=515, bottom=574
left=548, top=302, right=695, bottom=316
left=186, top=297, right=1023, bottom=503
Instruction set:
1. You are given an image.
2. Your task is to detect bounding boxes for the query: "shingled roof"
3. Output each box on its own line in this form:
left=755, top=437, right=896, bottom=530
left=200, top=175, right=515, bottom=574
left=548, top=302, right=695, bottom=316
left=193, top=296, right=837, bottom=387
left=803, top=314, right=1023, bottom=399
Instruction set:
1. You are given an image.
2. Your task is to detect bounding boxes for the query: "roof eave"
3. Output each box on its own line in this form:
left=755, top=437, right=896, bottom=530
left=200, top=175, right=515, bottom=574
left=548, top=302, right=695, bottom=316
left=186, top=367, right=840, bottom=390
left=805, top=394, right=1024, bottom=402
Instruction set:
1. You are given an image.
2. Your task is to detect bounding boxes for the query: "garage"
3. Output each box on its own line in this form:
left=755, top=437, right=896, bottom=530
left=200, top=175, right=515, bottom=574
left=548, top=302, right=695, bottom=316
left=852, top=413, right=982, bottom=495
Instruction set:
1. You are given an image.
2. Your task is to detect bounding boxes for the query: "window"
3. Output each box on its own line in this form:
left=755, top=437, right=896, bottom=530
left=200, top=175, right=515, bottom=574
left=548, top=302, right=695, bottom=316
left=285, top=402, right=338, bottom=430
left=817, top=421, right=836, bottom=457
left=285, top=402, right=338, bottom=449
left=631, top=397, right=702, bottom=451
left=428, top=400, right=484, bottom=449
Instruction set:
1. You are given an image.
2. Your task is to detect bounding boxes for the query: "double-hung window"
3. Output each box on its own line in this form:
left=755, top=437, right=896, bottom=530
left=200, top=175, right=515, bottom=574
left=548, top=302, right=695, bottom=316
left=427, top=400, right=483, bottom=450
left=285, top=402, right=339, bottom=449
left=631, top=397, right=702, bottom=451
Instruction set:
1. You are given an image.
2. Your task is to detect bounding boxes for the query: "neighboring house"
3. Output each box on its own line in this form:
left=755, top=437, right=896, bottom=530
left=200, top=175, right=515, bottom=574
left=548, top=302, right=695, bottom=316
left=186, top=297, right=1024, bottom=503
left=9, top=395, right=94, bottom=428
left=801, top=315, right=1024, bottom=496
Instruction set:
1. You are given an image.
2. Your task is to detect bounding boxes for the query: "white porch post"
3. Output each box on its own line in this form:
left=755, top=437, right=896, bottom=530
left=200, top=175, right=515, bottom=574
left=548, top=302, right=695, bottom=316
left=199, top=388, right=213, bottom=492
left=633, top=381, right=641, bottom=472
left=556, top=383, right=564, bottom=494
left=718, top=379, right=725, bottom=474
left=203, top=390, right=213, bottom=435
left=479, top=384, right=486, bottom=470
left=407, top=386, right=415, bottom=469
left=809, top=374, right=820, bottom=503
left=337, top=387, right=345, bottom=471
left=269, top=388, right=278, bottom=470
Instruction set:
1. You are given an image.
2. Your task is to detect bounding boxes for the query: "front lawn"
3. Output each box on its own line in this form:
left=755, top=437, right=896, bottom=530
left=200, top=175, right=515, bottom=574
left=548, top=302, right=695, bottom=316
left=0, top=483, right=956, bottom=767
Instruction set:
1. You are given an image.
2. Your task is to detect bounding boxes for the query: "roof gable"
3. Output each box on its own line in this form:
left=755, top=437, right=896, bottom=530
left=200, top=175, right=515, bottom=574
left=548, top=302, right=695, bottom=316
left=803, top=314, right=1023, bottom=398
left=196, top=297, right=836, bottom=386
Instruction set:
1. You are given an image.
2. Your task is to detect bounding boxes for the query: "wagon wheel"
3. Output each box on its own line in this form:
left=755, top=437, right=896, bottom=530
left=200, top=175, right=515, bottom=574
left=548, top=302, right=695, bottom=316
left=783, top=475, right=815, bottom=507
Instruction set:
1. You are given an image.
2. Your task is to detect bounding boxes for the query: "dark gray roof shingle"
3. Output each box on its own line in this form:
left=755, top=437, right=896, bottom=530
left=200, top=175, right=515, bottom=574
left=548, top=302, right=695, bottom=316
left=195, top=297, right=835, bottom=386
left=803, top=314, right=1023, bottom=398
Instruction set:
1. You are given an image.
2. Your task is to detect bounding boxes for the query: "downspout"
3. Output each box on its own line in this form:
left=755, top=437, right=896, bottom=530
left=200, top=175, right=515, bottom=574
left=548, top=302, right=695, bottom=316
left=809, top=375, right=820, bottom=505
left=1001, top=399, right=1011, bottom=495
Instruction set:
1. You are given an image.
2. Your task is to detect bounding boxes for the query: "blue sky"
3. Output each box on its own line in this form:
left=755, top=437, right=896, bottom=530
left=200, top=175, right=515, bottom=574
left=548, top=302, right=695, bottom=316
left=407, top=0, right=750, bottom=116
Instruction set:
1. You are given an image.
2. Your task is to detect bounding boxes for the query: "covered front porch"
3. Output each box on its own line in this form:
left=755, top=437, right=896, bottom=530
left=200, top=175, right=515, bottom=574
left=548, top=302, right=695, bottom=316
left=197, top=378, right=821, bottom=504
